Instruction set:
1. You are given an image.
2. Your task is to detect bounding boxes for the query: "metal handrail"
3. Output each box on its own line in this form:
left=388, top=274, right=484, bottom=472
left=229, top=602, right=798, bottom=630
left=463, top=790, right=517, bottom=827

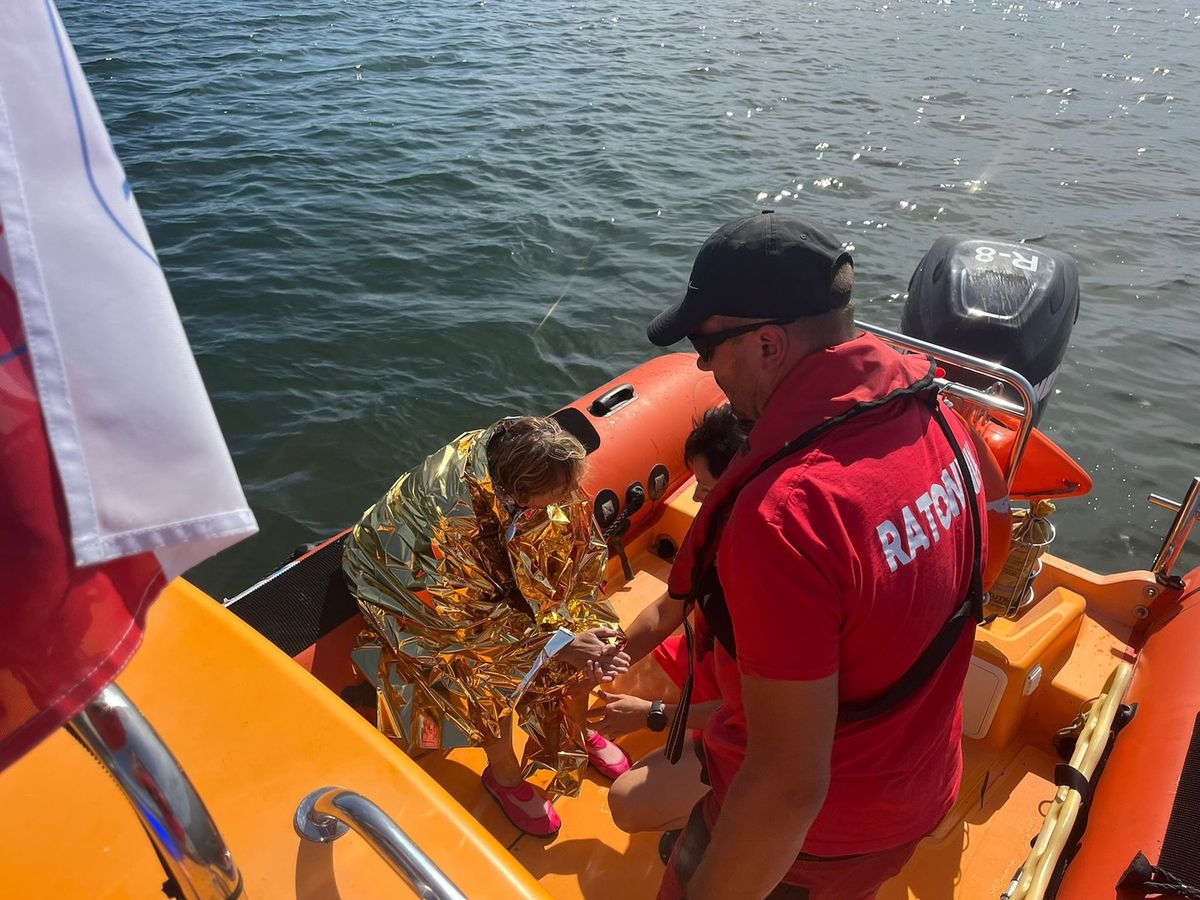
left=862, top=323, right=1198, bottom=582
left=1148, top=476, right=1200, bottom=582
left=295, top=787, right=467, bottom=900
left=858, top=320, right=1040, bottom=489
left=67, top=683, right=244, bottom=900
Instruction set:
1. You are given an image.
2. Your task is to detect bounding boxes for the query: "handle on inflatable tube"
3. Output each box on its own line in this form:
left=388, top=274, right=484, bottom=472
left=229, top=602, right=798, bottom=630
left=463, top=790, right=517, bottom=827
left=588, top=384, right=637, bottom=417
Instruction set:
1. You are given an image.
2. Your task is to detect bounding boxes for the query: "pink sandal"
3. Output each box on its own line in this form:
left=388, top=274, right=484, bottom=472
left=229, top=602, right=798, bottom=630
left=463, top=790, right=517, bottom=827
left=585, top=730, right=631, bottom=780
left=482, top=767, right=561, bottom=838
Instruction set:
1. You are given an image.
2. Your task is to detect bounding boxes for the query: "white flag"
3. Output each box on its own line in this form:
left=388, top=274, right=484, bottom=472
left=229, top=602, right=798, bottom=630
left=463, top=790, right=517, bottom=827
left=0, top=0, right=257, bottom=770
left=0, top=0, right=257, bottom=579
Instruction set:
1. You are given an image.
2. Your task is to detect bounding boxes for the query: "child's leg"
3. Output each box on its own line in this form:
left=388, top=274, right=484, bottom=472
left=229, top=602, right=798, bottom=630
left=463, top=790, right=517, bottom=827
left=481, top=710, right=562, bottom=836
left=564, top=682, right=631, bottom=776
left=563, top=683, right=615, bottom=750
left=482, top=712, right=524, bottom=787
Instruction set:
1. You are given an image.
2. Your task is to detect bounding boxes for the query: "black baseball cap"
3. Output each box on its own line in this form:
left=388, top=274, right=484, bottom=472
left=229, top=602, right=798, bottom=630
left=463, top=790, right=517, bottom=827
left=647, top=210, right=853, bottom=347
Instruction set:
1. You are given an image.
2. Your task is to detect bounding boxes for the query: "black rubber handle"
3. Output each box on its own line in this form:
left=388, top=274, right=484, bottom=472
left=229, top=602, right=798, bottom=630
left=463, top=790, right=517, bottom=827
left=588, top=384, right=636, bottom=417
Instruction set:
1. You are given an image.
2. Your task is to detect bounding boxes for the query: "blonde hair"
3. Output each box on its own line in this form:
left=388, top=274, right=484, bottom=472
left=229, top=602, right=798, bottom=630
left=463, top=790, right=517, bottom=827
left=486, top=416, right=587, bottom=503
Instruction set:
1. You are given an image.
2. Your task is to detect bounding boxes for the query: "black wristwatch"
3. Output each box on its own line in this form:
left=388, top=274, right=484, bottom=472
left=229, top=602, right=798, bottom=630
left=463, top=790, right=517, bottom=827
left=646, top=699, right=668, bottom=732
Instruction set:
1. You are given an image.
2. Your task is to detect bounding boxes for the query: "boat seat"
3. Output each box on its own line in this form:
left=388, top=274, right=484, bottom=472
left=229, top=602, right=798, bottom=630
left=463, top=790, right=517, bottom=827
left=969, top=586, right=1087, bottom=748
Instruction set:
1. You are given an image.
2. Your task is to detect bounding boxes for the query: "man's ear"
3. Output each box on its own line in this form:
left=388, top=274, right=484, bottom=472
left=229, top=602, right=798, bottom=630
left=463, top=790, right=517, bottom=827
left=759, top=327, right=784, bottom=360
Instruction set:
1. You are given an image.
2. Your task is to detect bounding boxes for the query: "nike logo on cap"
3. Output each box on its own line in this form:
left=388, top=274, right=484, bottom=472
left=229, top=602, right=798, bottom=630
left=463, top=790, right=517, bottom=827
left=688, top=281, right=700, bottom=291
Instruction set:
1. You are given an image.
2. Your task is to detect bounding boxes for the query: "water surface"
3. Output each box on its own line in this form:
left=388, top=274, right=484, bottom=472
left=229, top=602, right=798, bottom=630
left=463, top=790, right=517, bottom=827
left=58, top=0, right=1200, bottom=596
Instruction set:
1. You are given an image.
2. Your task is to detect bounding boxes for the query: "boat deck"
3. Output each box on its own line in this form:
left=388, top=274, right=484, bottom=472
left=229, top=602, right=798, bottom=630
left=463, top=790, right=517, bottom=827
left=0, top=482, right=1149, bottom=899
left=393, top=488, right=1140, bottom=899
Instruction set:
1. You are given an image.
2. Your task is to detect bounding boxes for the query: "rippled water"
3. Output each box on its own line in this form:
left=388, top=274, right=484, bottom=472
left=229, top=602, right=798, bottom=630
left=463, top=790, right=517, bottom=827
left=58, top=0, right=1200, bottom=598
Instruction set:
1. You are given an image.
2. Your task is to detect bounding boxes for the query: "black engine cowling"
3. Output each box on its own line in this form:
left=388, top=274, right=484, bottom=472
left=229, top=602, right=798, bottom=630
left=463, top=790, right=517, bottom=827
left=901, top=236, right=1080, bottom=422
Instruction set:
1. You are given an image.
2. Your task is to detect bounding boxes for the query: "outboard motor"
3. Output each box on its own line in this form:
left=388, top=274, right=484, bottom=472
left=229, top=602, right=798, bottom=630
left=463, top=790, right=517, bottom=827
left=901, top=236, right=1079, bottom=422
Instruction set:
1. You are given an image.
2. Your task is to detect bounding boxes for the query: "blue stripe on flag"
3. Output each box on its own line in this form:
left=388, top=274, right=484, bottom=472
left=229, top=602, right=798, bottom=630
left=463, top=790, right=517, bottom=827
left=42, top=0, right=160, bottom=268
left=0, top=345, right=29, bottom=367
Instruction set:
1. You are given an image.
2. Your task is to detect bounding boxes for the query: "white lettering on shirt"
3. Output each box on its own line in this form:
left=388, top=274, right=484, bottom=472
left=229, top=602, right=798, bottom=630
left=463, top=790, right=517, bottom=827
left=877, top=519, right=911, bottom=572
left=902, top=505, right=932, bottom=557
left=943, top=460, right=966, bottom=514
left=914, top=491, right=941, bottom=542
left=875, top=457, right=983, bottom=573
left=930, top=483, right=953, bottom=529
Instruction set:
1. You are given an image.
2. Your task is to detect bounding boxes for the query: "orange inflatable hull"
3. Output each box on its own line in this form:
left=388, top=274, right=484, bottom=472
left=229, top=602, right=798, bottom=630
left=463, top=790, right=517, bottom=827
left=1054, top=564, right=1200, bottom=899
left=558, top=352, right=725, bottom=542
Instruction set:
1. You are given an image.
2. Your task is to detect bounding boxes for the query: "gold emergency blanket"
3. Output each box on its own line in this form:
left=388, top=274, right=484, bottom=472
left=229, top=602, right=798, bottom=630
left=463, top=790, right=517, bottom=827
left=343, top=424, right=616, bottom=795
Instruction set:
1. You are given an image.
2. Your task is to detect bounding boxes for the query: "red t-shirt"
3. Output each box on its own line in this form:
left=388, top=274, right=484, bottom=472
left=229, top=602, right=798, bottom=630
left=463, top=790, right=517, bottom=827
left=702, top=391, right=985, bottom=857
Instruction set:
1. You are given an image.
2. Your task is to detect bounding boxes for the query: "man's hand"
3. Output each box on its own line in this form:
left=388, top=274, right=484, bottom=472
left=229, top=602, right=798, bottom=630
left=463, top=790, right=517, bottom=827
left=588, top=690, right=652, bottom=738
left=558, top=627, right=624, bottom=669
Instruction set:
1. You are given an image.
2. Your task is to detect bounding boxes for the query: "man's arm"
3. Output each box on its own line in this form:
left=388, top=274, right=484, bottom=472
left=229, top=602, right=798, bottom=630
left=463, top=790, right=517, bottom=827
left=687, top=672, right=838, bottom=900
left=591, top=694, right=721, bottom=737
left=620, top=592, right=687, bottom=663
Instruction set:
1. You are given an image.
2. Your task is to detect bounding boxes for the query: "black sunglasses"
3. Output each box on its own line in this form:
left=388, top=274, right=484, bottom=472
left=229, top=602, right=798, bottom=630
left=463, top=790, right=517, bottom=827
left=688, top=318, right=797, bottom=363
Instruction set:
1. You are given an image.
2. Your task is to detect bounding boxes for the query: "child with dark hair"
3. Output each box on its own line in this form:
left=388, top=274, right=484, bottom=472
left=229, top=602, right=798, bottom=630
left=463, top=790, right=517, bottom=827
left=590, top=403, right=748, bottom=834
left=683, top=403, right=747, bottom=503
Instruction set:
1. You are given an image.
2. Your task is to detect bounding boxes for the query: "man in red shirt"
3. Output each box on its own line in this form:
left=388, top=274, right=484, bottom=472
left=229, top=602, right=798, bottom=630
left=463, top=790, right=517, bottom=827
left=645, top=211, right=989, bottom=899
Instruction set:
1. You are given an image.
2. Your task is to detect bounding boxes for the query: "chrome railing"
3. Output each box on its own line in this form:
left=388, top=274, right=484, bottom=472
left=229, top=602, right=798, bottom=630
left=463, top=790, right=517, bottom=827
left=858, top=320, right=1040, bottom=489
left=295, top=787, right=467, bottom=900
left=1149, top=476, right=1200, bottom=583
left=67, top=683, right=244, bottom=900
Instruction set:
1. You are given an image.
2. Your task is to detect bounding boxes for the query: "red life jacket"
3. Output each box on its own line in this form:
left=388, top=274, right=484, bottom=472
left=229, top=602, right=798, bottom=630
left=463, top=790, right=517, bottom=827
left=663, top=334, right=984, bottom=762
